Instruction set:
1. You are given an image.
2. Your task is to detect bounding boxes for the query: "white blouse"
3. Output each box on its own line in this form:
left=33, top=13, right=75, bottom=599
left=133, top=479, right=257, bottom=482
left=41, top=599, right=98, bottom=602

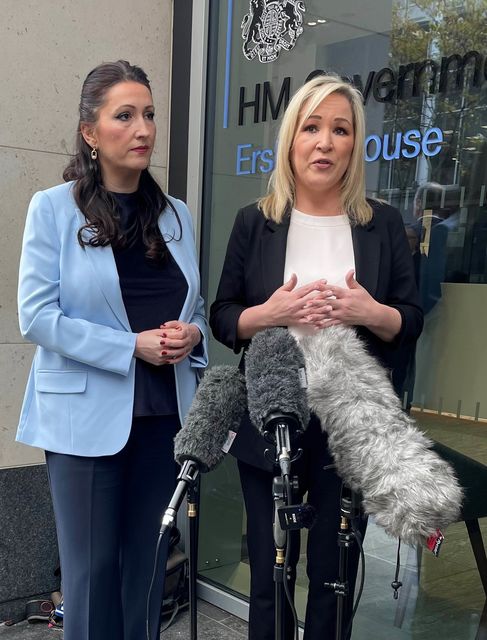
left=284, top=208, right=355, bottom=337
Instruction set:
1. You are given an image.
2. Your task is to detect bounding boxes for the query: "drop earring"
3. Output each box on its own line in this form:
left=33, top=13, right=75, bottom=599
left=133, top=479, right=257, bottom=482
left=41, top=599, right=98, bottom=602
left=91, top=147, right=98, bottom=160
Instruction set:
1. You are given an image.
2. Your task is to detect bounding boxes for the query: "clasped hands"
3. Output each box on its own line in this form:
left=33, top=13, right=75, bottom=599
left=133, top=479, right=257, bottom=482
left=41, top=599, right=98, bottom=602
left=134, top=320, right=201, bottom=366
left=265, top=271, right=379, bottom=330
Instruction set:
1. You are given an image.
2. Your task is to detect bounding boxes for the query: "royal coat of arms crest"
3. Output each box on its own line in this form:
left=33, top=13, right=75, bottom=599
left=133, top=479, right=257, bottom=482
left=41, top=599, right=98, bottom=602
left=241, top=0, right=306, bottom=64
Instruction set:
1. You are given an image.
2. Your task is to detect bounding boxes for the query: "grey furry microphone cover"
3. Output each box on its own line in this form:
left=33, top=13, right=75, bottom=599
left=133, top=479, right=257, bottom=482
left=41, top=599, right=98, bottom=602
left=174, top=365, right=247, bottom=473
left=299, top=326, right=463, bottom=545
left=245, top=327, right=309, bottom=432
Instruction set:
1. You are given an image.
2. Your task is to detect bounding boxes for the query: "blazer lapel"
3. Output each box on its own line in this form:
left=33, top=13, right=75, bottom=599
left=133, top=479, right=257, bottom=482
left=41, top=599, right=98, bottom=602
left=352, top=219, right=380, bottom=298
left=76, top=210, right=131, bottom=331
left=158, top=205, right=194, bottom=322
left=261, top=218, right=290, bottom=298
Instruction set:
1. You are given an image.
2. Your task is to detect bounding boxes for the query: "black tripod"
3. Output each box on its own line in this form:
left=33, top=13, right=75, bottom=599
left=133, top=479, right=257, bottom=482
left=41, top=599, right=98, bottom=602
left=324, top=484, right=362, bottom=640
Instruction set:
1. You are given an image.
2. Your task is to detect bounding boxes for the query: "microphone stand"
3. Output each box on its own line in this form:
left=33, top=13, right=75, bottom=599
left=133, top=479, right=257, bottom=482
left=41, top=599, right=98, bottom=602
left=147, top=459, right=200, bottom=640
left=273, top=475, right=288, bottom=640
left=264, top=414, right=303, bottom=640
left=160, top=459, right=200, bottom=537
left=324, top=484, right=361, bottom=640
left=187, top=475, right=200, bottom=640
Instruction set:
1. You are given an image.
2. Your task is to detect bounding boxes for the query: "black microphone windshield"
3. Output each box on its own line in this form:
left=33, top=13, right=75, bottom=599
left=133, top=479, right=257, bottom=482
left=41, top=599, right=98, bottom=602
left=174, top=365, right=247, bottom=473
left=245, top=327, right=309, bottom=434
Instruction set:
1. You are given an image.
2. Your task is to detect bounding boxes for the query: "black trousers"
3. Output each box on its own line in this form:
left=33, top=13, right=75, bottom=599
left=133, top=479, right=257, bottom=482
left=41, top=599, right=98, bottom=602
left=238, top=415, right=367, bottom=640
left=45, top=414, right=180, bottom=640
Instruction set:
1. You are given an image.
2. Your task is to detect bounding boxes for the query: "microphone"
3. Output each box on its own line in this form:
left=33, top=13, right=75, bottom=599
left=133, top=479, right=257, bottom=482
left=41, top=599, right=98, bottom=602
left=245, top=327, right=309, bottom=477
left=174, top=364, right=247, bottom=472
left=161, top=365, right=247, bottom=534
left=299, top=326, right=463, bottom=546
left=148, top=366, right=246, bottom=640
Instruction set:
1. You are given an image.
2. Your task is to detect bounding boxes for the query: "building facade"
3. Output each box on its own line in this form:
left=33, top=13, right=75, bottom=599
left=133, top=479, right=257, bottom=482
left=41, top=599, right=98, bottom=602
left=2, top=0, right=486, bottom=636
left=0, top=0, right=173, bottom=621
left=184, top=1, right=487, bottom=637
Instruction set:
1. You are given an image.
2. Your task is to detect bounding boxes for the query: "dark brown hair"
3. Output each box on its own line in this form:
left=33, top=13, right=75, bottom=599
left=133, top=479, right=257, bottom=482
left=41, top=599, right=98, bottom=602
left=64, top=60, right=180, bottom=259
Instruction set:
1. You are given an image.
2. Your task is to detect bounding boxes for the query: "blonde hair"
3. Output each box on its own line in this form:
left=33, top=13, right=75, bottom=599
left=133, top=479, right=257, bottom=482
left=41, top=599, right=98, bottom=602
left=259, top=74, right=372, bottom=225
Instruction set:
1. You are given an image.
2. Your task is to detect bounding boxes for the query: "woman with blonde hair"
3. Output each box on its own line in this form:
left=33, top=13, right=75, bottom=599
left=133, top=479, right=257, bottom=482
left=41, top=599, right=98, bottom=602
left=210, top=74, right=422, bottom=639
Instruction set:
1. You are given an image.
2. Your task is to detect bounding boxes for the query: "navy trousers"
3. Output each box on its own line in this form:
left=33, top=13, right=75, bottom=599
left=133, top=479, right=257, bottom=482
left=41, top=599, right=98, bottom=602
left=45, top=415, right=180, bottom=640
left=238, top=414, right=367, bottom=640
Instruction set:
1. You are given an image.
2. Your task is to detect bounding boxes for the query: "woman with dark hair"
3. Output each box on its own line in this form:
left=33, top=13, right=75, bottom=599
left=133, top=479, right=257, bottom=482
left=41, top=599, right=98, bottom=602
left=17, top=60, right=208, bottom=639
left=210, top=74, right=423, bottom=639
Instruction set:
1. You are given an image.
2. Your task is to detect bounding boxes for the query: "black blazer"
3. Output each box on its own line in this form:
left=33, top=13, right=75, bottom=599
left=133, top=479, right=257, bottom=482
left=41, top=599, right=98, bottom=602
left=209, top=201, right=423, bottom=469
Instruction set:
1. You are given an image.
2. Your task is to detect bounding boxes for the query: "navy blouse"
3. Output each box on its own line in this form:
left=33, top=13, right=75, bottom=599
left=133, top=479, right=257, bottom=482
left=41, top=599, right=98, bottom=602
left=111, top=191, right=188, bottom=417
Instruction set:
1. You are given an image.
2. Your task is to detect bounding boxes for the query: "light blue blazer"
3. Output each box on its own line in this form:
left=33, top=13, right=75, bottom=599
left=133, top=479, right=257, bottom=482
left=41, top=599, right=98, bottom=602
left=16, top=181, right=208, bottom=456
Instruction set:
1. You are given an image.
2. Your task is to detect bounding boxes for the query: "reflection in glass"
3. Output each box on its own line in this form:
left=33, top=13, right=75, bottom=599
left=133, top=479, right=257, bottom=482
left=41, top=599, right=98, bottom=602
left=197, top=1, right=487, bottom=638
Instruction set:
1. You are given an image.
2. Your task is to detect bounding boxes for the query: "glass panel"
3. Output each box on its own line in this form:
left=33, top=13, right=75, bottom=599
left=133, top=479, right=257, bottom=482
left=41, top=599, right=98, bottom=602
left=198, top=0, right=487, bottom=637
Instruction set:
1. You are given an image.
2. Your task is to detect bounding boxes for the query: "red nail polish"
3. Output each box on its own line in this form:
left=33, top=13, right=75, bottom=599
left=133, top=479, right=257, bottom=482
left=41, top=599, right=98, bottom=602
left=160, top=340, right=165, bottom=345
left=161, top=350, right=167, bottom=355
left=162, top=333, right=167, bottom=338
